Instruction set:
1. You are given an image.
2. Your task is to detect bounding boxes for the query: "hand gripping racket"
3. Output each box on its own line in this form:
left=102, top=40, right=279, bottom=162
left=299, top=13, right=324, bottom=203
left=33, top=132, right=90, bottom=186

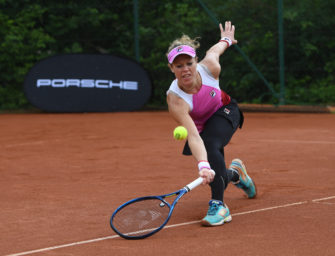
left=110, top=170, right=214, bottom=239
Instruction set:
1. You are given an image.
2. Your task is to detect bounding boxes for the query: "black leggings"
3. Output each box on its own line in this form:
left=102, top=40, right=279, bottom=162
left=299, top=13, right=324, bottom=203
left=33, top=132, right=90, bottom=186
left=183, top=103, right=242, bottom=202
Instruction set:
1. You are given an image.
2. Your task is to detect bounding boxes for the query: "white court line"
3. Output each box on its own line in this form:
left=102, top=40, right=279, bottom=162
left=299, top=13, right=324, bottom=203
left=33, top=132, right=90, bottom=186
left=4, top=195, right=334, bottom=256
left=312, top=195, right=335, bottom=202
left=312, top=195, right=335, bottom=205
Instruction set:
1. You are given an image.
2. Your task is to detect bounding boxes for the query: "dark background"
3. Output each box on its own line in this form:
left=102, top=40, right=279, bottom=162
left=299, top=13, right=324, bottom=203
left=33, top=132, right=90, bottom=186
left=24, top=54, right=151, bottom=112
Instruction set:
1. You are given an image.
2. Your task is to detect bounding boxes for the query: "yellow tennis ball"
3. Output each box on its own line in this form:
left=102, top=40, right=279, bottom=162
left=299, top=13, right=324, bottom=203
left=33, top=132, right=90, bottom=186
left=173, top=126, right=188, bottom=140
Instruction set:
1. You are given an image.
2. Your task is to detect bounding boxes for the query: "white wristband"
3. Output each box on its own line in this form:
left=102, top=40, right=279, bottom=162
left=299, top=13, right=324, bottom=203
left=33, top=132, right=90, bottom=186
left=198, top=161, right=211, bottom=172
left=219, top=37, right=232, bottom=47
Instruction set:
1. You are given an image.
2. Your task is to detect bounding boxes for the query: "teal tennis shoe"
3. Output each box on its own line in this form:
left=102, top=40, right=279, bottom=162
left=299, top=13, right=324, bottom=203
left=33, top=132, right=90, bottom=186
left=230, top=159, right=257, bottom=198
left=201, top=200, right=232, bottom=226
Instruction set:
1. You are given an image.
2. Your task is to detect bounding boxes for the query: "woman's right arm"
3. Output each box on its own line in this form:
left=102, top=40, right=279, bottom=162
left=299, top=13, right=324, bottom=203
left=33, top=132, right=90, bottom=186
left=167, top=92, right=214, bottom=184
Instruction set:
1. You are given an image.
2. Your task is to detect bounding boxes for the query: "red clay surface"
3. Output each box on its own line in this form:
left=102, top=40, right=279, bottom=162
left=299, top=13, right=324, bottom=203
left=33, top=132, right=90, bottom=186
left=1, top=112, right=335, bottom=256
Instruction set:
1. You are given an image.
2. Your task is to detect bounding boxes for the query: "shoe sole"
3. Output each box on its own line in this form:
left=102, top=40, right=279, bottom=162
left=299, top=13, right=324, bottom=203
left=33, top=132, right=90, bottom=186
left=231, top=159, right=257, bottom=199
left=201, top=215, right=232, bottom=227
left=231, top=158, right=248, bottom=181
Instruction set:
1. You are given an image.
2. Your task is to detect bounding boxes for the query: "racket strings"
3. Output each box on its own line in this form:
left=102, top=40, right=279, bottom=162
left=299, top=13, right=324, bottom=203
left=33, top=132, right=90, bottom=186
left=112, top=198, right=170, bottom=237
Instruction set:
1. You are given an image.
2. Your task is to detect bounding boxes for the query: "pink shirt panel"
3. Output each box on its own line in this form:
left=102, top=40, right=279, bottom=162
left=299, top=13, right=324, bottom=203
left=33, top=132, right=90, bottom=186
left=190, top=85, right=223, bottom=132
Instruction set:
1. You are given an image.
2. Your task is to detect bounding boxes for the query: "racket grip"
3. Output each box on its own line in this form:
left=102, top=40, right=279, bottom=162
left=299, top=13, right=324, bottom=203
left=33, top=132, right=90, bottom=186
left=186, top=177, right=203, bottom=191
left=186, top=170, right=215, bottom=191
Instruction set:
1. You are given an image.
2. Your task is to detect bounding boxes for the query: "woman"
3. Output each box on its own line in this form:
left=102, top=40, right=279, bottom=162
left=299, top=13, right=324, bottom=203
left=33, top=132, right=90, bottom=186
left=166, top=21, right=256, bottom=226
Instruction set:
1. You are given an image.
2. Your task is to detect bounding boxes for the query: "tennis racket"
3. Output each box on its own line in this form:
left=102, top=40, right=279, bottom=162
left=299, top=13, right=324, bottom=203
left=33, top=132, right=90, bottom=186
left=110, top=170, right=214, bottom=239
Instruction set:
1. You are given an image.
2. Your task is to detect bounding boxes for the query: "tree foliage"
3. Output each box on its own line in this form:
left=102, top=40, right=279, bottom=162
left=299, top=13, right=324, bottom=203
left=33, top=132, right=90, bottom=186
left=0, top=0, right=334, bottom=110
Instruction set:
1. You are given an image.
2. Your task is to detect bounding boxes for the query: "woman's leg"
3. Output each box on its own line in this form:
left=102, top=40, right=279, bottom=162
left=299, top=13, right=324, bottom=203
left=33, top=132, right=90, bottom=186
left=201, top=114, right=239, bottom=203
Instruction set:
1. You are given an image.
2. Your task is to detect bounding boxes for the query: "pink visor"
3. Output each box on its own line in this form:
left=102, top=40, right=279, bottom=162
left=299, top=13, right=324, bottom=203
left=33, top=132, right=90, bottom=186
left=167, top=45, right=196, bottom=64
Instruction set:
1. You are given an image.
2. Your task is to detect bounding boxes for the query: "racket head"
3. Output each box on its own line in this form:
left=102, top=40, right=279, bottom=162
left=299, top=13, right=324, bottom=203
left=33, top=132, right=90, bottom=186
left=110, top=195, right=174, bottom=239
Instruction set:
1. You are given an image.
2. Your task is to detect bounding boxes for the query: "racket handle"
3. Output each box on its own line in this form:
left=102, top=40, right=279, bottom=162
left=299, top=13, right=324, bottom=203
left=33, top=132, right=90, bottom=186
left=185, top=169, right=215, bottom=191
left=185, top=177, right=203, bottom=191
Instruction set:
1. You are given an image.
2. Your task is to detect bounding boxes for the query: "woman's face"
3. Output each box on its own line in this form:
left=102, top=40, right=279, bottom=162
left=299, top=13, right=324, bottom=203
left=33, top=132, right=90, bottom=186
left=169, top=54, right=197, bottom=88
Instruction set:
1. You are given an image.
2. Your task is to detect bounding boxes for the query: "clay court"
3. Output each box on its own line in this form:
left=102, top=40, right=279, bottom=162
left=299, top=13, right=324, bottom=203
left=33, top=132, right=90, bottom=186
left=1, top=111, right=335, bottom=255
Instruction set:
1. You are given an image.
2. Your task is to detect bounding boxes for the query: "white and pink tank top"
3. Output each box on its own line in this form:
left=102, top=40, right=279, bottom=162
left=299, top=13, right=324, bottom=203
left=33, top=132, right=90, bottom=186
left=167, top=64, right=231, bottom=132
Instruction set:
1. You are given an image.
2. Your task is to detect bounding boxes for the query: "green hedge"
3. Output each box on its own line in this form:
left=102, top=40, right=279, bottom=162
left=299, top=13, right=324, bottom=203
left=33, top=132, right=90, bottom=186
left=0, top=0, right=334, bottom=110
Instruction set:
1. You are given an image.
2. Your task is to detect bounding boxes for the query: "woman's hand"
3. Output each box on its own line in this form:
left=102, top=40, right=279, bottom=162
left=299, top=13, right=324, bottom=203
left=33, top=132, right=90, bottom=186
left=199, top=168, right=215, bottom=185
left=220, top=21, right=238, bottom=45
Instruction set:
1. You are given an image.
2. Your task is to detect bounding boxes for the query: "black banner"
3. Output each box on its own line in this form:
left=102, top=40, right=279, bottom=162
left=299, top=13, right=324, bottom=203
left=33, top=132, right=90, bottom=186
left=24, top=54, right=152, bottom=112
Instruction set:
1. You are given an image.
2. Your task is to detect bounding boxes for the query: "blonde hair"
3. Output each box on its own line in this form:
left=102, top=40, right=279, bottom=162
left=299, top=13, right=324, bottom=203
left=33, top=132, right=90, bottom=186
left=166, top=35, right=200, bottom=55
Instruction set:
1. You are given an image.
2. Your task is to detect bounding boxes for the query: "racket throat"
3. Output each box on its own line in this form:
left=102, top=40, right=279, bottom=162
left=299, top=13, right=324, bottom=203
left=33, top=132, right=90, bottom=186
left=183, top=186, right=191, bottom=193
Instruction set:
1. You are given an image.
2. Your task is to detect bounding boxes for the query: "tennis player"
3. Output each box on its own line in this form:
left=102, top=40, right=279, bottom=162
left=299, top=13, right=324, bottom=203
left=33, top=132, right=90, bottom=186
left=166, top=21, right=256, bottom=226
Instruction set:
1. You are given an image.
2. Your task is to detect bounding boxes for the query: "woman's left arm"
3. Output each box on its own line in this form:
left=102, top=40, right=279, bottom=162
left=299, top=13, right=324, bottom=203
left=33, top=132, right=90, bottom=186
left=200, top=21, right=238, bottom=79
